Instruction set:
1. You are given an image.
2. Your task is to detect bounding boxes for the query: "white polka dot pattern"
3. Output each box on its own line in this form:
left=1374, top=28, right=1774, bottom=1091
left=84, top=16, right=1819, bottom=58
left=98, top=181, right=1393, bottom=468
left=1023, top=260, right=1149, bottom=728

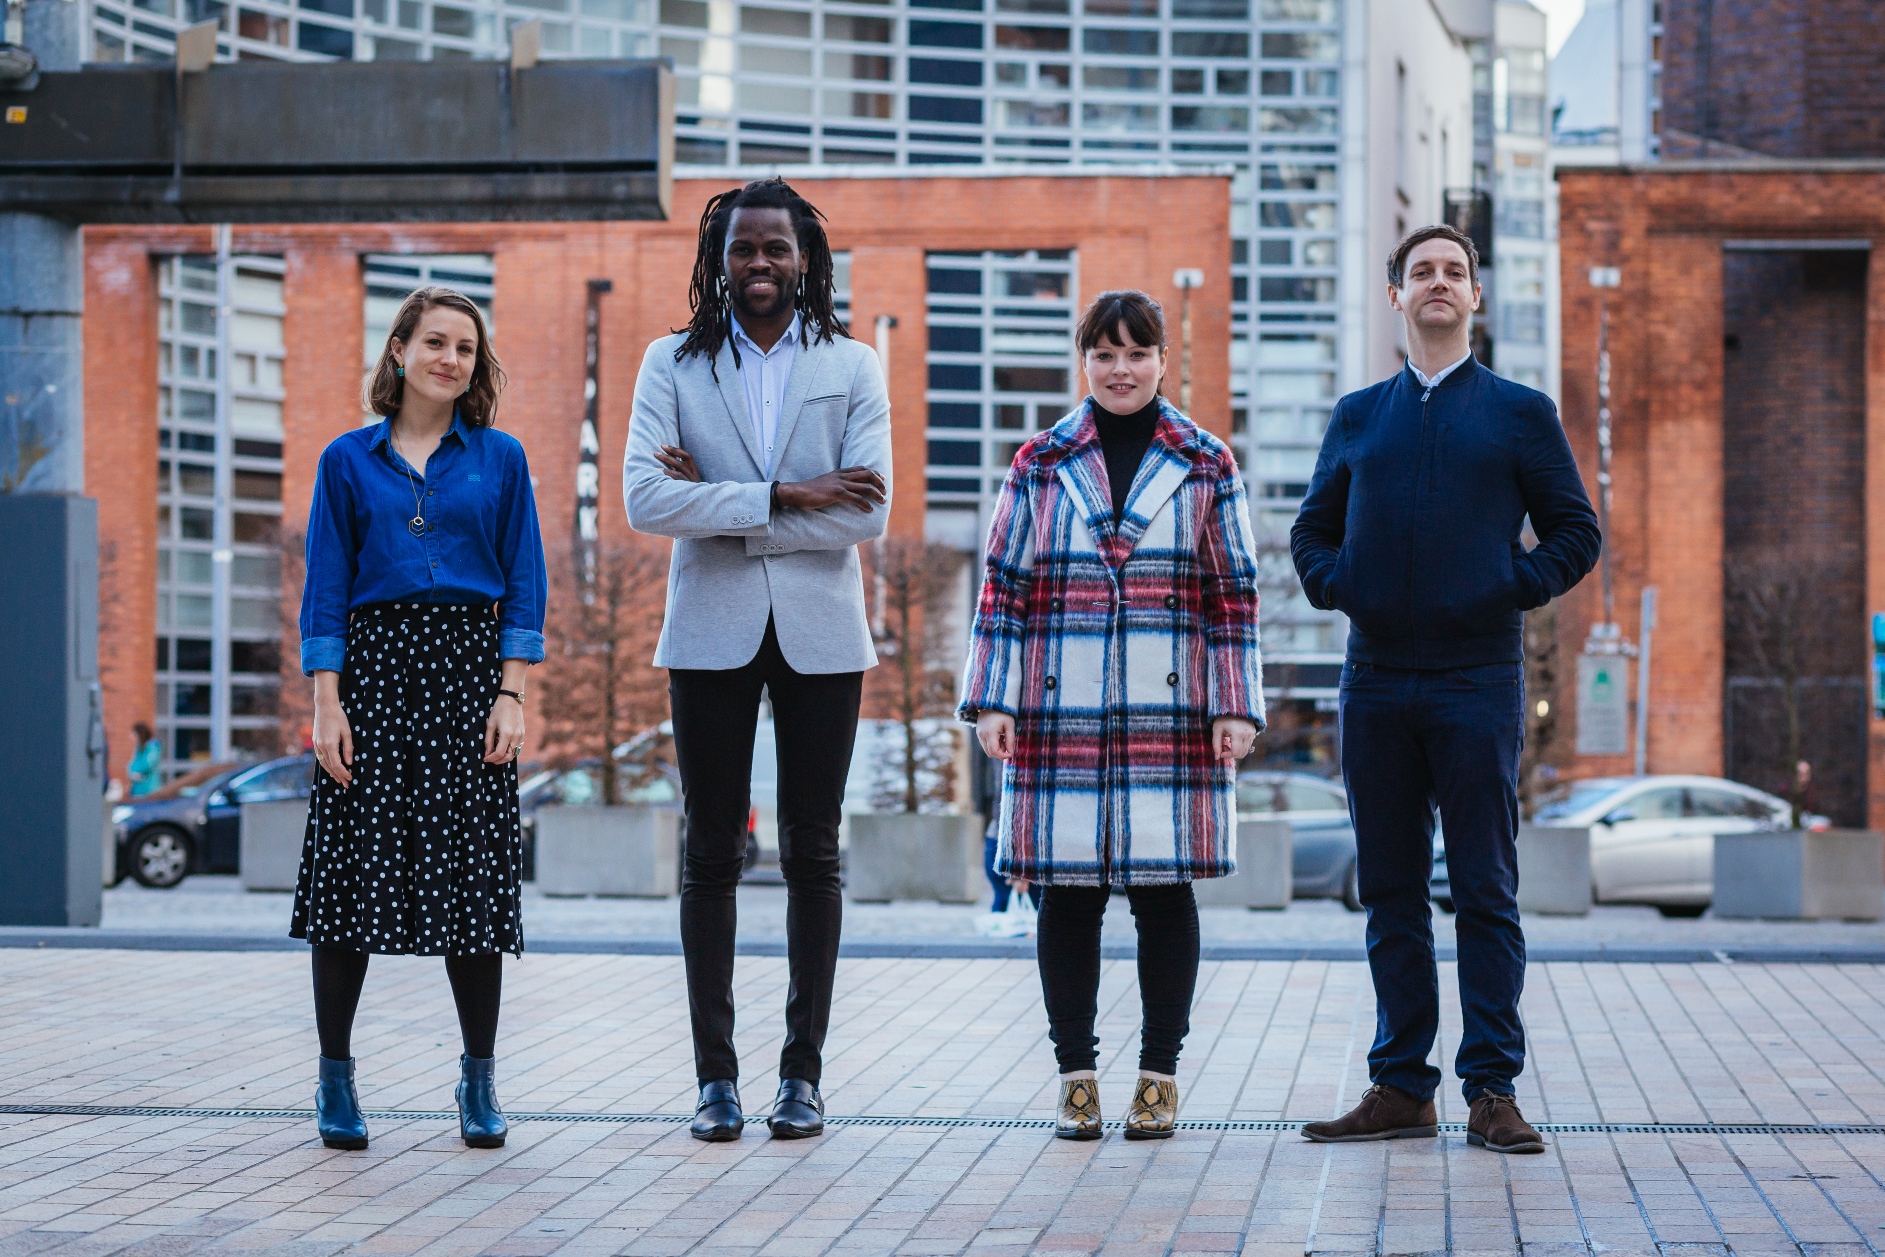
left=290, top=602, right=524, bottom=957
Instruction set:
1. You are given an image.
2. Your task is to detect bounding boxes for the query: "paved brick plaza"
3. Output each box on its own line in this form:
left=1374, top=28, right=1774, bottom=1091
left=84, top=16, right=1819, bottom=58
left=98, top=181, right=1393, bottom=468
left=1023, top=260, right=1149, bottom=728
left=4, top=947, right=1885, bottom=1255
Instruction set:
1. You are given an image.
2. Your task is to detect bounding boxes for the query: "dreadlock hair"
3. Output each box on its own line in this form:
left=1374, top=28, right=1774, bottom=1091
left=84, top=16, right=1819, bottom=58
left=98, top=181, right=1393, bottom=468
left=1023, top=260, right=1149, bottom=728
left=673, top=177, right=850, bottom=373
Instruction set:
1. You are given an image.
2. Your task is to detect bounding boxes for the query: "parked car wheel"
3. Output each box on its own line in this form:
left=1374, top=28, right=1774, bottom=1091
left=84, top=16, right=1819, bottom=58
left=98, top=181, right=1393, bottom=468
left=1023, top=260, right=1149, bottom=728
left=1657, top=903, right=1708, bottom=919
left=1341, top=861, right=1363, bottom=913
left=129, top=826, right=192, bottom=889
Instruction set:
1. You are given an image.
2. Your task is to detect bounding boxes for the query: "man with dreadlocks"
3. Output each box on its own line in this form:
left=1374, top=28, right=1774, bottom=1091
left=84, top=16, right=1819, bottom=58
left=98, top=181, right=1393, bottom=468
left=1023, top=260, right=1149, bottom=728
left=624, top=178, right=891, bottom=1142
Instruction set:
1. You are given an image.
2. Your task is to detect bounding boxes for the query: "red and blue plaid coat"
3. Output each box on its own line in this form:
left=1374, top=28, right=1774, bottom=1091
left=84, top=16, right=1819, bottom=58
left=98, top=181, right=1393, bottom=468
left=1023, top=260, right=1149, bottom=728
left=958, top=399, right=1265, bottom=886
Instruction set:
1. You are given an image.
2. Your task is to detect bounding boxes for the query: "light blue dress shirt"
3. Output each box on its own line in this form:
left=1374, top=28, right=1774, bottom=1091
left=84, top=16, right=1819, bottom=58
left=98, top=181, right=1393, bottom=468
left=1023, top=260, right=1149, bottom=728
left=729, top=311, right=801, bottom=478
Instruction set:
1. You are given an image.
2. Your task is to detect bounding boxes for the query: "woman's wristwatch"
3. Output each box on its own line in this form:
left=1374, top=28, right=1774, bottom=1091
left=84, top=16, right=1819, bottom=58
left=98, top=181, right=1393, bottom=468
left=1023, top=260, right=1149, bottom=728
left=497, top=688, right=526, bottom=705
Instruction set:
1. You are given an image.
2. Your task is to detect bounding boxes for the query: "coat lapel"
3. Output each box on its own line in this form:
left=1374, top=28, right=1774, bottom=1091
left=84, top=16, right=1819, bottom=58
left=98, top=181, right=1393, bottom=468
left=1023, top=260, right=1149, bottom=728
left=1051, top=406, right=1118, bottom=556
left=712, top=339, right=768, bottom=476
left=768, top=330, right=823, bottom=473
left=1114, top=412, right=1195, bottom=554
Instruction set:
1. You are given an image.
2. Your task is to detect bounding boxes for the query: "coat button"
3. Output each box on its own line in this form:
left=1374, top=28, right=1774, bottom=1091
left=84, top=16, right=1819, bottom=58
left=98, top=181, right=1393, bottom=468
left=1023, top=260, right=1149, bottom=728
left=1167, top=672, right=1178, bottom=686
left=1165, top=594, right=1178, bottom=609
left=1044, top=676, right=1057, bottom=690
left=1049, top=597, right=1063, bottom=611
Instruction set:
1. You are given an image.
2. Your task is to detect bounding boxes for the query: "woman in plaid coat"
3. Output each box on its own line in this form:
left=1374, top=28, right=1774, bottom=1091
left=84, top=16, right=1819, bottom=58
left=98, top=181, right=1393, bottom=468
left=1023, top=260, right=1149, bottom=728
left=959, top=290, right=1265, bottom=1141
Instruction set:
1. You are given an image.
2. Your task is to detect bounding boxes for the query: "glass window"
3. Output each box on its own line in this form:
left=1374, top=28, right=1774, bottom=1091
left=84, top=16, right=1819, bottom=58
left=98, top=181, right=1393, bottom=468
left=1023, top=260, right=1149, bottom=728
left=1082, top=26, right=1156, bottom=55
left=1171, top=29, right=1245, bottom=57
left=910, top=56, right=982, bottom=84
left=1616, top=788, right=1683, bottom=821
left=824, top=12, right=891, bottom=39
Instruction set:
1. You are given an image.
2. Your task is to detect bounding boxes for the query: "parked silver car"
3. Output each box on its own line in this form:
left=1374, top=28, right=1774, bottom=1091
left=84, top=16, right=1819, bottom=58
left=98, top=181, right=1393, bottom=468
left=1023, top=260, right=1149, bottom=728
left=1236, top=771, right=1361, bottom=911
left=1432, top=775, right=1820, bottom=917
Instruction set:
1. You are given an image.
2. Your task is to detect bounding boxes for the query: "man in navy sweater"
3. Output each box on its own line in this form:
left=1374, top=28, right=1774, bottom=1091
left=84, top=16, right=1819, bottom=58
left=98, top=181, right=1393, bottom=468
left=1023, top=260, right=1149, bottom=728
left=1291, top=225, right=1600, bottom=1154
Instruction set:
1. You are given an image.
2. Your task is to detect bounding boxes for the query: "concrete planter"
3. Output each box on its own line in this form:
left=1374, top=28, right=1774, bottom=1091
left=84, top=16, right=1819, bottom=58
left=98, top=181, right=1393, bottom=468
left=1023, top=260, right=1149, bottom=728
left=846, top=812, right=984, bottom=904
left=1516, top=825, right=1593, bottom=916
left=1713, top=829, right=1883, bottom=921
left=241, top=799, right=311, bottom=892
left=1192, top=820, right=1292, bottom=910
left=534, top=806, right=679, bottom=898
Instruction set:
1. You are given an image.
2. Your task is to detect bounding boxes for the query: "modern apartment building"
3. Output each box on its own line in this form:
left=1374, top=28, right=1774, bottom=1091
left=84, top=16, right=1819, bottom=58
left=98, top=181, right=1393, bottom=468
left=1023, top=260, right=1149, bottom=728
left=85, top=0, right=1486, bottom=769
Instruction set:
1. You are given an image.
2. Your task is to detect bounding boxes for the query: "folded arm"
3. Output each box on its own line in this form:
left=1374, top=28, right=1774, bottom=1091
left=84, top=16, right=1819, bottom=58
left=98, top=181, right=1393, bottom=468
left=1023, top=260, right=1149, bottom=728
left=743, top=353, right=894, bottom=557
left=623, top=343, right=774, bottom=539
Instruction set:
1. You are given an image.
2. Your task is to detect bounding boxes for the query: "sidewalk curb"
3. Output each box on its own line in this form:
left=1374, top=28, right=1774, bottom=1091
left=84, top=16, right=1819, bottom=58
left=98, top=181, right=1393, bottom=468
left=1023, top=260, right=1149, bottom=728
left=3, top=928, right=1884, bottom=964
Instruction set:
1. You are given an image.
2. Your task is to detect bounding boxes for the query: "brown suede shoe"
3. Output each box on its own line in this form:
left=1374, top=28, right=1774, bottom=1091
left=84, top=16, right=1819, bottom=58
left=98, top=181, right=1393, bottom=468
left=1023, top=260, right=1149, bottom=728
left=1300, top=1084, right=1437, bottom=1143
left=1467, top=1092, right=1545, bottom=1154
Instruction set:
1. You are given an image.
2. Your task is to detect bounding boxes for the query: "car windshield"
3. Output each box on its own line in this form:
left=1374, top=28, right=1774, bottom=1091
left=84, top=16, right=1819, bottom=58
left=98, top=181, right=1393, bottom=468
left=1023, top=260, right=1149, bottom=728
left=1532, top=779, right=1633, bottom=822
left=142, top=761, right=244, bottom=802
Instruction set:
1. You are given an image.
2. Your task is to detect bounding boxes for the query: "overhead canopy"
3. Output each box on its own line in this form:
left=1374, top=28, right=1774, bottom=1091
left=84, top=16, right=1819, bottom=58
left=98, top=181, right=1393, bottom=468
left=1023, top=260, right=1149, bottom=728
left=0, top=60, right=672, bottom=223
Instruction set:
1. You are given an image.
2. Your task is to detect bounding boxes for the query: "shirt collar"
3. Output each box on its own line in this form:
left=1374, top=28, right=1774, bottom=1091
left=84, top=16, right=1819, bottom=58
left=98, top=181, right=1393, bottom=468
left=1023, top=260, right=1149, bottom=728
left=729, top=311, right=802, bottom=360
left=1407, top=352, right=1475, bottom=390
left=368, top=410, right=471, bottom=451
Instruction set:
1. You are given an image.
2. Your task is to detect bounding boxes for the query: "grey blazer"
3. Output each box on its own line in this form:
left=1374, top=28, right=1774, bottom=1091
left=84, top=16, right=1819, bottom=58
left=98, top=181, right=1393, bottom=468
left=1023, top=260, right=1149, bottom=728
left=623, top=329, right=892, bottom=674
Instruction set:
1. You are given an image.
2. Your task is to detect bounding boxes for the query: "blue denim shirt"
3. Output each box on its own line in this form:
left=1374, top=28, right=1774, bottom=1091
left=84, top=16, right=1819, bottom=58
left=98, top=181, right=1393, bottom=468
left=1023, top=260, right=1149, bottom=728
left=298, top=414, right=547, bottom=675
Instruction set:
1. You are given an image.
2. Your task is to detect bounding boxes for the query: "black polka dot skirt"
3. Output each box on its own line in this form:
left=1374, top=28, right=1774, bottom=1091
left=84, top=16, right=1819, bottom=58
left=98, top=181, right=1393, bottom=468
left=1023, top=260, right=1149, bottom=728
left=291, top=602, right=524, bottom=957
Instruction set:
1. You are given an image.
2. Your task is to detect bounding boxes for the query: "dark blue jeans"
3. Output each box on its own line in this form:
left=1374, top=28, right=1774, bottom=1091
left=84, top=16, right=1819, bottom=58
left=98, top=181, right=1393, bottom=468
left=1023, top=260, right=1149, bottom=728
left=1339, top=660, right=1526, bottom=1103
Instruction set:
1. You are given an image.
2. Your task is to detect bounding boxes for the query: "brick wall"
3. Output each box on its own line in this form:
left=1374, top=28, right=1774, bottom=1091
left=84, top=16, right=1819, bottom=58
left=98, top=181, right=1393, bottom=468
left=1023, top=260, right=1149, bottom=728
left=1660, top=0, right=1885, bottom=159
left=1557, top=167, right=1885, bottom=827
left=81, top=173, right=1232, bottom=767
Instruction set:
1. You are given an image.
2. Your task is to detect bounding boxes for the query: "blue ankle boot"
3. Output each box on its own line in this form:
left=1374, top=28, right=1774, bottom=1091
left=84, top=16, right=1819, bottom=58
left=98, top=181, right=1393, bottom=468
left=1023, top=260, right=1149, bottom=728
left=457, top=1054, right=508, bottom=1148
left=316, top=1056, right=368, bottom=1150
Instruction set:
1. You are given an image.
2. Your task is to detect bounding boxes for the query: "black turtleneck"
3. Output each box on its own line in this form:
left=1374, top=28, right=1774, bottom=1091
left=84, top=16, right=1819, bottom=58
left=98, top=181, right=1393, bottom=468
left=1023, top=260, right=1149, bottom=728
left=1092, top=397, right=1161, bottom=522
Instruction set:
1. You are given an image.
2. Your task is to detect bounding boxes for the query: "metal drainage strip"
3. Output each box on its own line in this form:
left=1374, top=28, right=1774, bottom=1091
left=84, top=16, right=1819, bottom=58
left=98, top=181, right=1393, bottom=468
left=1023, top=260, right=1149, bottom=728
left=1, top=1106, right=1882, bottom=1136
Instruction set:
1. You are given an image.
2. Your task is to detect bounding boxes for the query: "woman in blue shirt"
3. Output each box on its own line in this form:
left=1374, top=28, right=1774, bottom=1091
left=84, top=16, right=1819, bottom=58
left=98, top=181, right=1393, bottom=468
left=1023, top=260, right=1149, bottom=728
left=126, top=723, right=162, bottom=797
left=291, top=286, right=547, bottom=1154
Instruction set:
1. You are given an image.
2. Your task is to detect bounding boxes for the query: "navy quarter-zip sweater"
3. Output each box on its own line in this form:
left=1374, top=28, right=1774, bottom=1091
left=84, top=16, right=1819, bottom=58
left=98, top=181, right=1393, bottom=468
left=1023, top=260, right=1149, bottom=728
left=1289, top=354, right=1601, bottom=670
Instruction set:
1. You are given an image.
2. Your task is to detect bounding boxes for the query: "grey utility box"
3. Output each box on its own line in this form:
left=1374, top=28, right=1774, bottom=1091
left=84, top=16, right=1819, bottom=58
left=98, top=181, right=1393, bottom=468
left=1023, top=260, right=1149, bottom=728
left=1714, top=829, right=1884, bottom=921
left=1192, top=819, right=1292, bottom=910
left=847, top=813, right=985, bottom=904
left=0, top=495, right=103, bottom=926
left=535, top=806, right=679, bottom=898
left=240, top=799, right=310, bottom=892
left=1516, top=825, right=1593, bottom=916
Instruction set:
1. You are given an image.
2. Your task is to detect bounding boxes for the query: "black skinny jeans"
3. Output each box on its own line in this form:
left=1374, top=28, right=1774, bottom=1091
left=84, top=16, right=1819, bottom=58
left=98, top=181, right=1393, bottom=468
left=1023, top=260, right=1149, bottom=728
left=1036, top=882, right=1200, bottom=1076
left=670, top=617, right=862, bottom=1085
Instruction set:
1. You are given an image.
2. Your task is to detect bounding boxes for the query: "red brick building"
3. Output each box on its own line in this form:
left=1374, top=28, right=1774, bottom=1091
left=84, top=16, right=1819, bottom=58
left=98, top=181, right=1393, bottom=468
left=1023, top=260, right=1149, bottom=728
left=1556, top=163, right=1885, bottom=828
left=83, top=171, right=1232, bottom=784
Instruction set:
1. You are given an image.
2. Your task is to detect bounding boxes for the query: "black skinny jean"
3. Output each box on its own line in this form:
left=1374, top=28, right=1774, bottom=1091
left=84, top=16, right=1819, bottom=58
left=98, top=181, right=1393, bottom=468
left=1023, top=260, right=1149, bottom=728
left=1036, top=882, right=1200, bottom=1076
left=670, top=617, right=862, bottom=1085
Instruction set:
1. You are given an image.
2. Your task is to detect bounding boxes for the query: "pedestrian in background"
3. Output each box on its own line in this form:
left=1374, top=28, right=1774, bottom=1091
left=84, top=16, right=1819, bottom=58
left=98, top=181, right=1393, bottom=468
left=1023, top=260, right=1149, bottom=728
left=126, top=722, right=162, bottom=797
left=293, top=286, right=546, bottom=1154
left=961, top=289, right=1264, bottom=1141
left=1291, top=225, right=1600, bottom=1154
left=623, top=178, right=891, bottom=1143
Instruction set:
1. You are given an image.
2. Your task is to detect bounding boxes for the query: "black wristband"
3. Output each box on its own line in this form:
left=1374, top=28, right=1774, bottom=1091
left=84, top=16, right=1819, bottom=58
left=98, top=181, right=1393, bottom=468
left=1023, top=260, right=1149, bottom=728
left=771, top=481, right=782, bottom=512
left=497, top=688, right=525, bottom=705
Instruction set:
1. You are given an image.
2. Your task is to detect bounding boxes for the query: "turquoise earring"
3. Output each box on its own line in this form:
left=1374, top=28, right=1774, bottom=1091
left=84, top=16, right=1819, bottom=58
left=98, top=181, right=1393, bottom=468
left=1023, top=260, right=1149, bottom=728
left=395, top=365, right=404, bottom=377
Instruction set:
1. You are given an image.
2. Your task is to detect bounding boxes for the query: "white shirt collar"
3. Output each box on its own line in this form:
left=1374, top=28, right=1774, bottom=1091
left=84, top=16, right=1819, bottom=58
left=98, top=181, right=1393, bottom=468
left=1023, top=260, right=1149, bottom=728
left=730, top=311, right=802, bottom=359
left=1408, top=351, right=1473, bottom=390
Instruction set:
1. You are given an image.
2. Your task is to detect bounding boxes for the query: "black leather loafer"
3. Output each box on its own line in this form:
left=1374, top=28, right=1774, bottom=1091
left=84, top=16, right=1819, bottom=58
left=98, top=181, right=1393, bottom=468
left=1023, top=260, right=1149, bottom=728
left=690, top=1079, right=744, bottom=1142
left=767, top=1077, right=825, bottom=1139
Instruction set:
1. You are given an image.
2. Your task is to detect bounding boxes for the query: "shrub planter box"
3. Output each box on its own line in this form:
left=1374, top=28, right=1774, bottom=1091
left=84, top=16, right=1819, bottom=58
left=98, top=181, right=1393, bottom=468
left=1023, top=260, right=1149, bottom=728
left=241, top=799, right=310, bottom=892
left=534, top=805, right=679, bottom=898
left=1192, top=819, right=1292, bottom=910
left=846, top=813, right=984, bottom=904
left=1713, top=829, right=1883, bottom=921
left=1516, top=825, right=1593, bottom=916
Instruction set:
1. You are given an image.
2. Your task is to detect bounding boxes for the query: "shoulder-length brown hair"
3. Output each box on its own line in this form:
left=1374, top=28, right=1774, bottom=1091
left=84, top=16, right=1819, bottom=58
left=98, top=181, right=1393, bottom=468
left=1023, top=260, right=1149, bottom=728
left=362, top=286, right=507, bottom=427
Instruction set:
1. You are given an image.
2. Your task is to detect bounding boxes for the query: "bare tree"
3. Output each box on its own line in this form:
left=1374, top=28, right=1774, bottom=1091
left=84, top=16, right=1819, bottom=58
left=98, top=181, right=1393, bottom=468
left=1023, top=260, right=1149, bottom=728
left=534, top=536, right=671, bottom=805
left=1723, top=553, right=1835, bottom=826
left=1518, top=599, right=1561, bottom=818
left=868, top=537, right=967, bottom=813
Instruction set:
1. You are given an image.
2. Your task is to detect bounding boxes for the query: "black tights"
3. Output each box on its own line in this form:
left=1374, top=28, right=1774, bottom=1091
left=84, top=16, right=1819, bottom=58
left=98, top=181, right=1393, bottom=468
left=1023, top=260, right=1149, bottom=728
left=311, top=946, right=503, bottom=1060
left=1036, top=883, right=1200, bottom=1076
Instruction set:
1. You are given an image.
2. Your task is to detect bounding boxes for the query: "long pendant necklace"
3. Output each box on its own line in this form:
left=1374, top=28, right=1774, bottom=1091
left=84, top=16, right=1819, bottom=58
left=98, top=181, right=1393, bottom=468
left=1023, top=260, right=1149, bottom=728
left=390, top=424, right=428, bottom=537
